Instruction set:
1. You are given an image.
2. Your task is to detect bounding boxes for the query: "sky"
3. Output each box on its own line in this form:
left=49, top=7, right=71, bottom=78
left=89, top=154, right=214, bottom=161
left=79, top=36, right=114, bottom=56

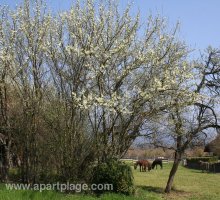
left=1, top=0, right=220, bottom=57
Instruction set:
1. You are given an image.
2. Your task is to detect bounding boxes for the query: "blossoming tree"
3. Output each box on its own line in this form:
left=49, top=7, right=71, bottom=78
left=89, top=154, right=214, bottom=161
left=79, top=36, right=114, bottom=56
left=1, top=0, right=219, bottom=192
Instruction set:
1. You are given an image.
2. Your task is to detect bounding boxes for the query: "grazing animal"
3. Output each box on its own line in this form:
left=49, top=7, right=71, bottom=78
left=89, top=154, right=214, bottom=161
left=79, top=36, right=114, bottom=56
left=199, top=160, right=210, bottom=172
left=152, top=159, right=163, bottom=170
left=134, top=160, right=152, bottom=172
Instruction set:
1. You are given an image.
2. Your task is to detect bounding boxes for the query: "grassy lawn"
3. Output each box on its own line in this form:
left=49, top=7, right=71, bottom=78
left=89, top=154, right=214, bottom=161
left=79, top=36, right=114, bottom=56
left=133, top=163, right=220, bottom=200
left=0, top=163, right=220, bottom=200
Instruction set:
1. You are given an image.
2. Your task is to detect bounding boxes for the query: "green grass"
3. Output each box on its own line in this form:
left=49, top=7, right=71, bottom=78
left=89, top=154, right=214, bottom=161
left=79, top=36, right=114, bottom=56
left=134, top=163, right=220, bottom=200
left=0, top=163, right=220, bottom=200
left=0, top=189, right=160, bottom=200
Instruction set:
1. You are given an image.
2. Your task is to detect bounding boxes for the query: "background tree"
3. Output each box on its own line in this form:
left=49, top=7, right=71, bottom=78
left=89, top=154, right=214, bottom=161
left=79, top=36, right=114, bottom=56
left=205, top=134, right=220, bottom=156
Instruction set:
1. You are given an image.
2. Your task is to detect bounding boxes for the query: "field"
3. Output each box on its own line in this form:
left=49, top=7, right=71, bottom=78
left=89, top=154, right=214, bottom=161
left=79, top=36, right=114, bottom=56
left=0, top=163, right=220, bottom=200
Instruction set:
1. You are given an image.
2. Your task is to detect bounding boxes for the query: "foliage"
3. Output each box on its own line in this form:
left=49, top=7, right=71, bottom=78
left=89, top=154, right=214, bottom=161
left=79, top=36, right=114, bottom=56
left=91, top=159, right=134, bottom=195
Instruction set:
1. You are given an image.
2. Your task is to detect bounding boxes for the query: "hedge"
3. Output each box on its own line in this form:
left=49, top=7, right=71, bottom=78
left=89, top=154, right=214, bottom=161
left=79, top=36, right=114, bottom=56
left=186, top=156, right=220, bottom=172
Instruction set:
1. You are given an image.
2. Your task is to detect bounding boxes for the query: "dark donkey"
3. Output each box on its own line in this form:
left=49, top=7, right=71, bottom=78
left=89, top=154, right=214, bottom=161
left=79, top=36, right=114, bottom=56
left=134, top=160, right=152, bottom=172
left=152, top=159, right=163, bottom=169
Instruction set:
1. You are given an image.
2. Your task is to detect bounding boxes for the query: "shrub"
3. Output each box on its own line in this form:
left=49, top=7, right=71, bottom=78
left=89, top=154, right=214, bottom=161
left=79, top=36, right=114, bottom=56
left=91, top=159, right=134, bottom=195
left=208, top=156, right=219, bottom=163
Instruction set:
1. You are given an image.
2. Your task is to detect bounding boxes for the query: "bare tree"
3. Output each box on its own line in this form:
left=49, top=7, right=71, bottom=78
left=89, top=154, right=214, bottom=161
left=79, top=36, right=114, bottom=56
left=145, top=48, right=220, bottom=193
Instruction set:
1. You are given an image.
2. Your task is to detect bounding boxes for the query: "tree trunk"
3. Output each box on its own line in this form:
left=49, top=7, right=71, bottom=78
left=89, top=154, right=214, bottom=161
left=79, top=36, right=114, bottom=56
left=165, top=151, right=182, bottom=193
left=1, top=141, right=10, bottom=182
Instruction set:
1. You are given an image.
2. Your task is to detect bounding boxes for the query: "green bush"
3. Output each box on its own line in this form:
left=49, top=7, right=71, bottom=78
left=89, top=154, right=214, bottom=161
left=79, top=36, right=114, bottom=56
left=91, top=159, right=135, bottom=195
left=208, top=156, right=219, bottom=163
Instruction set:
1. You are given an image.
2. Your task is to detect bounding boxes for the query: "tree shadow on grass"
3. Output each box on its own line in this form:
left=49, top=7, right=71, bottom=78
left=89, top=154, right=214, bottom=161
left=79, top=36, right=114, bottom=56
left=137, top=185, right=187, bottom=195
left=137, top=185, right=164, bottom=194
left=192, top=170, right=211, bottom=174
